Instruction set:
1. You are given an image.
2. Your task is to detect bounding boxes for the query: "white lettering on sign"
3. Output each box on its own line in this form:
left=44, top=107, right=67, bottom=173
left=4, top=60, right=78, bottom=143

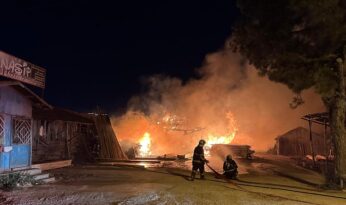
left=0, top=51, right=46, bottom=88
left=1, top=59, right=32, bottom=78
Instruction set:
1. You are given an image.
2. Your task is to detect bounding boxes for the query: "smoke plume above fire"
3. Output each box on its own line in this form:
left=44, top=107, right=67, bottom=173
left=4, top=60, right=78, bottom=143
left=111, top=42, right=324, bottom=156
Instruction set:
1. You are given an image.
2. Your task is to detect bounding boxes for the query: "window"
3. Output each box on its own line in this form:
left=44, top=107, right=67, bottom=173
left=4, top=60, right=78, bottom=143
left=13, top=118, right=31, bottom=144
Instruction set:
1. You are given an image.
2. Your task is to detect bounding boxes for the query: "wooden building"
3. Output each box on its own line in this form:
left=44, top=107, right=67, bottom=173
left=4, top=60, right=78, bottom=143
left=32, top=109, right=127, bottom=163
left=0, top=81, right=52, bottom=171
left=0, top=51, right=126, bottom=172
left=275, top=127, right=328, bottom=157
left=0, top=81, right=126, bottom=172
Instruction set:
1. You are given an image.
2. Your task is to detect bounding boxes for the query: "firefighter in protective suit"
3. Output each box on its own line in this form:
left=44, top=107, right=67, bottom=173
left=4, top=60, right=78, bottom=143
left=191, top=139, right=209, bottom=181
left=223, top=154, right=238, bottom=179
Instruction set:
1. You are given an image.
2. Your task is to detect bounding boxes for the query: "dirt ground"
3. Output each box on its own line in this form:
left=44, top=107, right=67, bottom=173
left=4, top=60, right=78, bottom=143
left=1, top=154, right=346, bottom=205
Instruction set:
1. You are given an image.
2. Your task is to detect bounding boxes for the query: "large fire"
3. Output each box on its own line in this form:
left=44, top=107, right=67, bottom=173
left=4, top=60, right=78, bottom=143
left=136, top=131, right=236, bottom=157
left=136, top=131, right=237, bottom=157
left=204, top=131, right=237, bottom=155
left=206, top=132, right=236, bottom=146
left=113, top=110, right=239, bottom=157
left=204, top=112, right=238, bottom=152
left=138, top=132, right=152, bottom=157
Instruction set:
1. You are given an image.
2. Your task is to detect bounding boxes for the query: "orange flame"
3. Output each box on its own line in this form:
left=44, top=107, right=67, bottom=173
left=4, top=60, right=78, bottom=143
left=206, top=112, right=238, bottom=146
left=113, top=111, right=239, bottom=156
left=204, top=132, right=237, bottom=156
left=206, top=132, right=236, bottom=146
left=139, top=132, right=152, bottom=157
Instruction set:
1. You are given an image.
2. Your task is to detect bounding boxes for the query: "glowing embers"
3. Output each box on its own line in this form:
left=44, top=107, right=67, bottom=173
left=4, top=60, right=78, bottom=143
left=138, top=132, right=152, bottom=157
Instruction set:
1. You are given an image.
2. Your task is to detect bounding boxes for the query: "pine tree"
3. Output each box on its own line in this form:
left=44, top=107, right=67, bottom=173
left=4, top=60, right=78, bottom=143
left=232, top=0, right=346, bottom=186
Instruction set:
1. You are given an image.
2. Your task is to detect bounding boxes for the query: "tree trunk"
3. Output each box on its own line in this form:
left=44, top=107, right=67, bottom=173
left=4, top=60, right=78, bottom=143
left=330, top=56, right=346, bottom=187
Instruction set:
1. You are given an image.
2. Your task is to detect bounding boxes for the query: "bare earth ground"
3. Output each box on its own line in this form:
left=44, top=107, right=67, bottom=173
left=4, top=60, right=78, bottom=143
left=1, top=154, right=346, bottom=205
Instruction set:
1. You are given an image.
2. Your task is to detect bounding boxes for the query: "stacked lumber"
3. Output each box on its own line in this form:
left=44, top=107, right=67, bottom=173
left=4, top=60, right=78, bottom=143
left=92, top=114, right=127, bottom=160
left=210, top=144, right=255, bottom=159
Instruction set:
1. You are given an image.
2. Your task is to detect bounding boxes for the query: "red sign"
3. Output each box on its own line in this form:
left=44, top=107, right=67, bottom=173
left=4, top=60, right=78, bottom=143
left=0, top=51, right=46, bottom=88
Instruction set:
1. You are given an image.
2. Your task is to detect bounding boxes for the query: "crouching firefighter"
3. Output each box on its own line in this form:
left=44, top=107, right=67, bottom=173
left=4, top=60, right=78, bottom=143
left=223, top=154, right=238, bottom=179
left=191, top=139, right=209, bottom=181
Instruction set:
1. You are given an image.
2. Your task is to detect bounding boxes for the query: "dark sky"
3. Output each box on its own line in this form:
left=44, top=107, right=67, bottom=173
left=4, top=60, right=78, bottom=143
left=0, top=0, right=238, bottom=113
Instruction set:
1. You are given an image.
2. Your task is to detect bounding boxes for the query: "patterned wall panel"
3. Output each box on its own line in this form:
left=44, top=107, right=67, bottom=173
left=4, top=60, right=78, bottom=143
left=13, top=118, right=31, bottom=144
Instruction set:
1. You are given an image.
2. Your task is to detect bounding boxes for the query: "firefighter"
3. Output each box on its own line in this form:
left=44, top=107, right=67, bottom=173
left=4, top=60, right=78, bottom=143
left=191, top=139, right=209, bottom=181
left=223, top=154, right=238, bottom=179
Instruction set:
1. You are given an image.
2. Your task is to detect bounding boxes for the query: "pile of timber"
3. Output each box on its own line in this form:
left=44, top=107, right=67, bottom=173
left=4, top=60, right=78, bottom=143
left=134, top=157, right=177, bottom=161
left=92, top=114, right=127, bottom=160
left=210, top=144, right=255, bottom=159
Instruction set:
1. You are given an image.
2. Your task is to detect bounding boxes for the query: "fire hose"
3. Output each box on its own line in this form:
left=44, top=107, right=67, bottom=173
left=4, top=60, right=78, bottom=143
left=205, top=163, right=238, bottom=181
left=205, top=163, right=236, bottom=178
left=205, top=163, right=346, bottom=202
left=205, top=163, right=328, bottom=204
left=205, top=163, right=222, bottom=177
left=205, top=162, right=244, bottom=191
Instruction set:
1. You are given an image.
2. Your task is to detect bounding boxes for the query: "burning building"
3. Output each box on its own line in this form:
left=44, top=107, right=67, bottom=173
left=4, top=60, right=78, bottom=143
left=112, top=110, right=238, bottom=158
left=112, top=47, right=324, bottom=158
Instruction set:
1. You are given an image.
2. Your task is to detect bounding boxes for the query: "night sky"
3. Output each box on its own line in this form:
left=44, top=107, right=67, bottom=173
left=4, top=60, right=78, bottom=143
left=1, top=0, right=238, bottom=113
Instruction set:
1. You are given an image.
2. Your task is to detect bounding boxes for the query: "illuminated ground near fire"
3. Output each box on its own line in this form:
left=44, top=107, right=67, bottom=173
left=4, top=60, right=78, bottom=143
left=2, top=154, right=345, bottom=205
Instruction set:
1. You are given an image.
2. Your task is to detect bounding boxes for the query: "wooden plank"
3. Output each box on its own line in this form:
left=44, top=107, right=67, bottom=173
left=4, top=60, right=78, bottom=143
left=32, top=159, right=72, bottom=171
left=97, top=158, right=160, bottom=163
left=92, top=114, right=127, bottom=160
left=98, top=162, right=145, bottom=169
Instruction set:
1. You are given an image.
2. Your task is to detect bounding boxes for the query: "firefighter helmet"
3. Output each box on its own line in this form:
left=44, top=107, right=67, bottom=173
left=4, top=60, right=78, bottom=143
left=199, top=139, right=206, bottom=145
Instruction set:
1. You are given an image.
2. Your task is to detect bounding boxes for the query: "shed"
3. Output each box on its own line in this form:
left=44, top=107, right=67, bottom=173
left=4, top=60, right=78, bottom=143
left=31, top=109, right=127, bottom=163
left=32, top=107, right=98, bottom=163
left=275, top=127, right=327, bottom=157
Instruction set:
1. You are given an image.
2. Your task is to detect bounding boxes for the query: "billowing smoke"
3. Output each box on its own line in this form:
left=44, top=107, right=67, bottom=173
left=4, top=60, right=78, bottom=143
left=111, top=43, right=324, bottom=156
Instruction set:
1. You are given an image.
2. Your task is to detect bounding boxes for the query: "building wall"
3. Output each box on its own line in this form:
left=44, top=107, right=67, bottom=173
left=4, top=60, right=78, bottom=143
left=0, top=86, right=32, bottom=117
left=0, top=114, right=12, bottom=170
left=277, top=135, right=327, bottom=156
left=32, top=120, right=97, bottom=163
left=0, top=86, right=32, bottom=171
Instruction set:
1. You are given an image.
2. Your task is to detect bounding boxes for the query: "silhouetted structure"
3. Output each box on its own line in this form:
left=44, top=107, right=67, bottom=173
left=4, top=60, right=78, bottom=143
left=275, top=127, right=329, bottom=157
